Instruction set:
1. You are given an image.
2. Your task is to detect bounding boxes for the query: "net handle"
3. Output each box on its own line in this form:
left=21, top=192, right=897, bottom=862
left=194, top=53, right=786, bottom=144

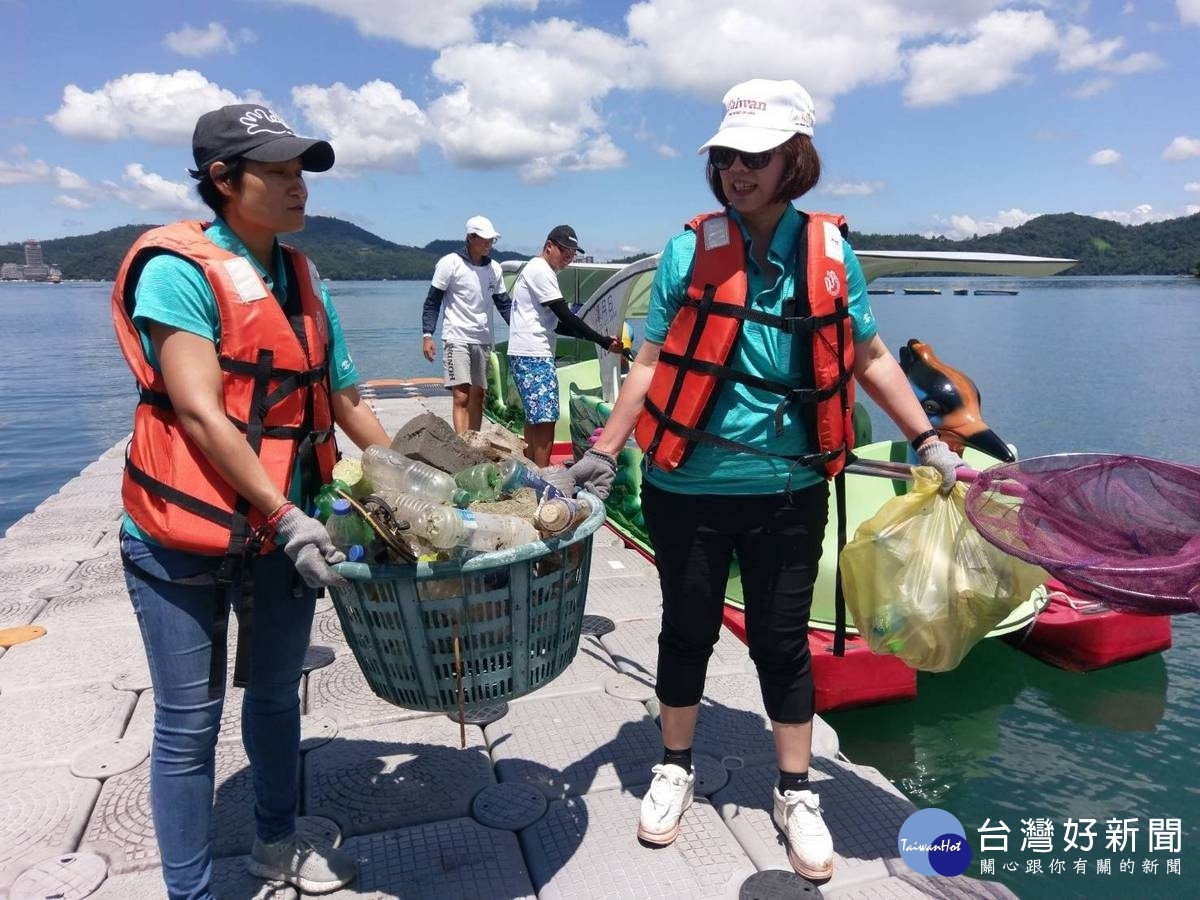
left=845, top=458, right=981, bottom=483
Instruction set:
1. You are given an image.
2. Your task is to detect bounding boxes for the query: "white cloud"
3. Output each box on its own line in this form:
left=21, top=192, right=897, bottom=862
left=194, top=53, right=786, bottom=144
left=108, top=163, right=204, bottom=213
left=1179, top=0, right=1200, bottom=25
left=1088, top=148, right=1121, bottom=165
left=822, top=180, right=885, bottom=196
left=426, top=21, right=636, bottom=177
left=48, top=70, right=261, bottom=143
left=54, top=194, right=92, bottom=211
left=654, top=143, right=679, bottom=158
left=625, top=0, right=1001, bottom=107
left=1093, top=203, right=1173, bottom=225
left=930, top=208, right=1039, bottom=240
left=55, top=167, right=88, bottom=191
left=1163, top=136, right=1200, bottom=160
left=1057, top=25, right=1124, bottom=71
left=0, top=158, right=51, bottom=185
left=1185, top=182, right=1200, bottom=192
left=164, top=22, right=236, bottom=56
left=905, top=10, right=1057, bottom=106
left=1071, top=77, right=1113, bottom=98
left=270, top=0, right=535, bottom=49
left=291, top=81, right=427, bottom=173
left=1187, top=204, right=1200, bottom=215
left=519, top=134, right=627, bottom=184
left=1122, top=2, right=1135, bottom=13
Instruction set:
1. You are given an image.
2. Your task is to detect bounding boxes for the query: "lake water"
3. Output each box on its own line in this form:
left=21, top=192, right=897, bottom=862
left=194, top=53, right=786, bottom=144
left=2, top=275, right=1198, bottom=896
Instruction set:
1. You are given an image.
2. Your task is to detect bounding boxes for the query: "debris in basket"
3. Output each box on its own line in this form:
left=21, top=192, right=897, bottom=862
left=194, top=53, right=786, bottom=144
left=334, top=489, right=418, bottom=564
left=469, top=487, right=540, bottom=521
left=390, top=412, right=490, bottom=472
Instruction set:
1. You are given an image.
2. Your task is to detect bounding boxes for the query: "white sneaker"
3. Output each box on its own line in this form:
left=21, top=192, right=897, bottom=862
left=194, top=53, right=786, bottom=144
left=247, top=833, right=358, bottom=894
left=637, top=763, right=695, bottom=845
left=773, top=788, right=834, bottom=880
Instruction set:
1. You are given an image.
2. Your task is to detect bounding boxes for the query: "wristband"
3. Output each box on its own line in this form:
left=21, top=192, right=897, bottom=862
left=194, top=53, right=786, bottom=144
left=910, top=429, right=939, bottom=451
left=265, top=501, right=297, bottom=533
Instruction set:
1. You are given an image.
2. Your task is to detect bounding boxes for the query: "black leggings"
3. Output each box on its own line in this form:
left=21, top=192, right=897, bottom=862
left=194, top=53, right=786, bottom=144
left=642, top=479, right=829, bottom=724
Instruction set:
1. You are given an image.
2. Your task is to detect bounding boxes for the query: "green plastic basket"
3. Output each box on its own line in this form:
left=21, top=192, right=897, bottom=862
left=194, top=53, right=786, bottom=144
left=327, top=494, right=606, bottom=712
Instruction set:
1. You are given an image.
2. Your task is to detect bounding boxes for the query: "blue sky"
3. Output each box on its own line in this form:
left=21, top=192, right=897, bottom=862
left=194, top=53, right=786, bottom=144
left=2, top=0, right=1198, bottom=259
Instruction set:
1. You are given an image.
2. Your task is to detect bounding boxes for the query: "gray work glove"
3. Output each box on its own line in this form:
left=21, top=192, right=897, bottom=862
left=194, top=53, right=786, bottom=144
left=917, top=439, right=964, bottom=495
left=275, top=506, right=349, bottom=588
left=567, top=448, right=618, bottom=500
left=536, top=464, right=578, bottom=498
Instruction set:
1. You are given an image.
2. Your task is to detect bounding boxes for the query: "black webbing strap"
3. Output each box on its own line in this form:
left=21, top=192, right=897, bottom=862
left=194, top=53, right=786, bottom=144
left=641, top=395, right=847, bottom=470
left=126, top=459, right=234, bottom=527
left=220, top=347, right=276, bottom=692
left=676, top=293, right=848, bottom=334
left=833, top=469, right=848, bottom=657
left=830, top=291, right=852, bottom=657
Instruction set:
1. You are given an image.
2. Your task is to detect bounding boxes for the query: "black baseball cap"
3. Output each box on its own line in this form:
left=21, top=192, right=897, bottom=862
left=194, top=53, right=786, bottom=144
left=546, top=224, right=585, bottom=255
left=189, top=104, right=335, bottom=179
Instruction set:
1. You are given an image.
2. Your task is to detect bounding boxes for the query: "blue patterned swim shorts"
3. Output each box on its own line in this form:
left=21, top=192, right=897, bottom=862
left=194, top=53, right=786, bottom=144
left=507, top=355, right=559, bottom=424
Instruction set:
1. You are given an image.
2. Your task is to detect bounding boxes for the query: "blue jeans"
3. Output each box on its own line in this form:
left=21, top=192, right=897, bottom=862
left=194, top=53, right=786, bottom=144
left=121, top=531, right=316, bottom=900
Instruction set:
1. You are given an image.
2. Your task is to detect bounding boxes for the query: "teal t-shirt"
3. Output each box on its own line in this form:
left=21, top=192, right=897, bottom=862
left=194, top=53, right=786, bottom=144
left=123, top=219, right=360, bottom=543
left=642, top=206, right=876, bottom=495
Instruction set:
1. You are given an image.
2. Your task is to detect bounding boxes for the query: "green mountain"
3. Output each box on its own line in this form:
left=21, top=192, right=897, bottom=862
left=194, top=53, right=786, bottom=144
left=846, top=212, right=1200, bottom=276
left=4, top=211, right=1198, bottom=280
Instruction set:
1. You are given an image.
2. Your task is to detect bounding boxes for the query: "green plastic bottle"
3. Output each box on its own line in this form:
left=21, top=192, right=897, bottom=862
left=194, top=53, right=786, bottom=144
left=453, top=462, right=502, bottom=502
left=312, top=479, right=350, bottom=522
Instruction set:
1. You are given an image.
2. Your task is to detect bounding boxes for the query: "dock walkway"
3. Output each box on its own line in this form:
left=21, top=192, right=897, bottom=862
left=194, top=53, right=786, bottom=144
left=0, top=386, right=1012, bottom=899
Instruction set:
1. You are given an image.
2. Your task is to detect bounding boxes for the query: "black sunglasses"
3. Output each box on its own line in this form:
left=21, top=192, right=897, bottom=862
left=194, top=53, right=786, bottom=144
left=708, top=146, right=775, bottom=171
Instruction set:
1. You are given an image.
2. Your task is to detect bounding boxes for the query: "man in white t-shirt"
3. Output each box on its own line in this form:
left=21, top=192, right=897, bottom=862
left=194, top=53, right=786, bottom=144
left=422, top=215, right=513, bottom=432
left=507, top=225, right=622, bottom=466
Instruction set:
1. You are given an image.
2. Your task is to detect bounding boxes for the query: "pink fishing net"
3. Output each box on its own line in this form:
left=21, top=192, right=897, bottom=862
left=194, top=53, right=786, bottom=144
left=963, top=454, right=1200, bottom=614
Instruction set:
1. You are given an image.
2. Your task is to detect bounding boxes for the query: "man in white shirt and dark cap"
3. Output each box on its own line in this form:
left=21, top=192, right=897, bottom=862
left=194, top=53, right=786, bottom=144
left=422, top=215, right=512, bottom=432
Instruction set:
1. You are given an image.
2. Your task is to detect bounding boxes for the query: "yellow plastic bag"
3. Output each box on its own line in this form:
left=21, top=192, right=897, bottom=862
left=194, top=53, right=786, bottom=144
left=839, top=466, right=1047, bottom=672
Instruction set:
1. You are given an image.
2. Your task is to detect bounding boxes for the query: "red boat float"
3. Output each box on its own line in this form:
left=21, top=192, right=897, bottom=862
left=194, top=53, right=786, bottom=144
left=1005, top=578, right=1173, bottom=672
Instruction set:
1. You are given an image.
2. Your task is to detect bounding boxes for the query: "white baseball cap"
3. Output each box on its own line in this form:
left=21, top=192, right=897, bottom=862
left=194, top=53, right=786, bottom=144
left=697, top=79, right=816, bottom=154
left=465, top=215, right=500, bottom=240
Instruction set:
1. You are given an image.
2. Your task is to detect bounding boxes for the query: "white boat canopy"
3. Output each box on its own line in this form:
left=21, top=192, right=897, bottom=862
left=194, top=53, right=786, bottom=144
left=503, top=248, right=1077, bottom=401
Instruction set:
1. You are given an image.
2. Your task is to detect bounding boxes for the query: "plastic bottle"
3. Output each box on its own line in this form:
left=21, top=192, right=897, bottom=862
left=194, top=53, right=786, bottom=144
left=361, top=445, right=470, bottom=507
left=389, top=491, right=539, bottom=552
left=312, top=479, right=350, bottom=521
left=454, top=462, right=502, bottom=502
left=497, top=457, right=566, bottom=499
left=324, top=498, right=370, bottom=562
left=534, top=496, right=593, bottom=536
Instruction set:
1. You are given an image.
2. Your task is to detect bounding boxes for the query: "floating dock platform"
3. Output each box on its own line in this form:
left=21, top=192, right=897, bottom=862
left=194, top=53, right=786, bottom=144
left=0, top=382, right=1014, bottom=898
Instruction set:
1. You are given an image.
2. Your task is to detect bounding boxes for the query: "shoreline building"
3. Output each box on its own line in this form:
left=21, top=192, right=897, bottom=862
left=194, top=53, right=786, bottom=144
left=0, top=240, right=61, bottom=282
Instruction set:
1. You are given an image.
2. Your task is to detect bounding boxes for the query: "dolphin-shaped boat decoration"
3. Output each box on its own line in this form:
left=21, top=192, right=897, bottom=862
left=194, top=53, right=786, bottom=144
left=899, top=338, right=1015, bottom=462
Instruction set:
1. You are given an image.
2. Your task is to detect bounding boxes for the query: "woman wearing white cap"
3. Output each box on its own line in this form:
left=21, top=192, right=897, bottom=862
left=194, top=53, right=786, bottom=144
left=571, top=79, right=962, bottom=880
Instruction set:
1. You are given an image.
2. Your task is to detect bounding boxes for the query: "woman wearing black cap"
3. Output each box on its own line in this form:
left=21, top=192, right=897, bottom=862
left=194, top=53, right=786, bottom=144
left=572, top=79, right=963, bottom=880
left=111, top=104, right=387, bottom=898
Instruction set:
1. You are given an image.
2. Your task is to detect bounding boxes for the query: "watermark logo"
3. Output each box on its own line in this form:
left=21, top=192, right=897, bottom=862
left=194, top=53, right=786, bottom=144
left=898, top=808, right=973, bottom=877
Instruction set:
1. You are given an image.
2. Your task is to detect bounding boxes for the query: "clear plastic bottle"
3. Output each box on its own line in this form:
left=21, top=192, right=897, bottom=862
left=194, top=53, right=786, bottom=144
left=454, top=462, right=502, bottom=502
left=497, top=457, right=566, bottom=499
left=325, top=498, right=370, bottom=561
left=389, top=491, right=539, bottom=552
left=534, top=496, right=593, bottom=536
left=361, top=445, right=470, bottom=507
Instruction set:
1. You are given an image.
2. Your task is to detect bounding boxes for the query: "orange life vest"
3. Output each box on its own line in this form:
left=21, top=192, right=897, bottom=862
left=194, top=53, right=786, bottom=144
left=635, top=211, right=856, bottom=477
left=112, top=221, right=338, bottom=556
